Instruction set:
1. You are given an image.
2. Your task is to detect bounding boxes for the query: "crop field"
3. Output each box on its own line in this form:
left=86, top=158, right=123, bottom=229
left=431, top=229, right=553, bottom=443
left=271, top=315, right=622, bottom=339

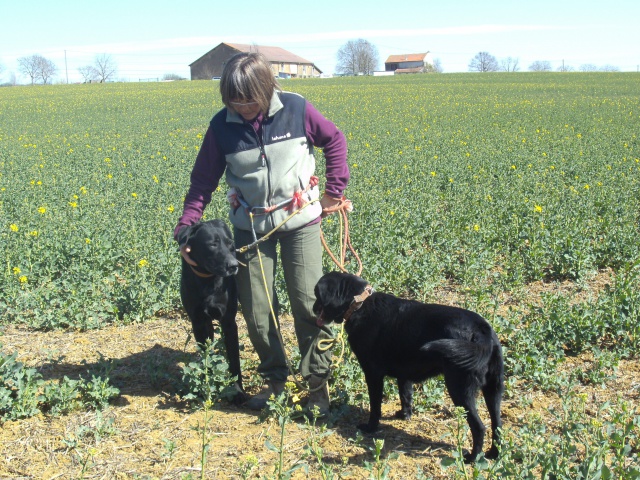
left=1, top=74, right=639, bottom=478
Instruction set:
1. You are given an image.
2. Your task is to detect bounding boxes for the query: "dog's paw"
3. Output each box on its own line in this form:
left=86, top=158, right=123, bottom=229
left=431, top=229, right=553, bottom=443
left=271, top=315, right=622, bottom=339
left=394, top=409, right=412, bottom=421
left=463, top=452, right=482, bottom=464
left=357, top=423, right=379, bottom=434
left=485, top=446, right=499, bottom=460
left=230, top=382, right=249, bottom=406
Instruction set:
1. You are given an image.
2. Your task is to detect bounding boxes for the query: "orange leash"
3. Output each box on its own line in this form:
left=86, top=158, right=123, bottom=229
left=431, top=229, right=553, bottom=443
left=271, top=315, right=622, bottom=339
left=320, top=197, right=363, bottom=276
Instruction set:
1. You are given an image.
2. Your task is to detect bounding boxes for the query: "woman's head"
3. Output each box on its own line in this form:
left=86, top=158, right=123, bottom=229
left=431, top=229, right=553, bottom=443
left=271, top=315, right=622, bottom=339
left=220, top=52, right=280, bottom=119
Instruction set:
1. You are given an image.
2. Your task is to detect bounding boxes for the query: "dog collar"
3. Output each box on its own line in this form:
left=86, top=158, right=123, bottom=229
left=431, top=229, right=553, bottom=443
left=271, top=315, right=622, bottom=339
left=190, top=265, right=214, bottom=278
left=343, top=285, right=374, bottom=322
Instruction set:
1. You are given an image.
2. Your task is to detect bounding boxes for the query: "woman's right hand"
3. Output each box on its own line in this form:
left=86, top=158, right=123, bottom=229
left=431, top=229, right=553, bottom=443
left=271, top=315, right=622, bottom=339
left=180, top=244, right=198, bottom=266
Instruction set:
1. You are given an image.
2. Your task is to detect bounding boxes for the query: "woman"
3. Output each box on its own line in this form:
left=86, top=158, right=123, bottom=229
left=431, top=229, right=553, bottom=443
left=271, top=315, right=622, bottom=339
left=174, top=52, right=349, bottom=414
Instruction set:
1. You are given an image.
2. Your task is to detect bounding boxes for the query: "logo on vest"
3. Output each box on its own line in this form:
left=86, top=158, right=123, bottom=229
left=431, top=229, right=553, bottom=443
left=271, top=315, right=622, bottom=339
left=271, top=132, right=292, bottom=141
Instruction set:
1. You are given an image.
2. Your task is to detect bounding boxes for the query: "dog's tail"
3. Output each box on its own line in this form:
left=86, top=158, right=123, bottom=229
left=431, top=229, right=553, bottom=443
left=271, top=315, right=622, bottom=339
left=419, top=338, right=493, bottom=372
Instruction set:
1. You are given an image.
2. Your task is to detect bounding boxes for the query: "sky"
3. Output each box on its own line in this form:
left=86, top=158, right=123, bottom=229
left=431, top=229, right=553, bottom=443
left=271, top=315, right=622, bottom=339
left=1, top=0, right=639, bottom=83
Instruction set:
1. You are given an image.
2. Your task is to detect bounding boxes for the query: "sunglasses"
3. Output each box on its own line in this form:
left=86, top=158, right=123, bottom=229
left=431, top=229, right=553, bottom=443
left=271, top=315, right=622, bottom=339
left=229, top=101, right=259, bottom=108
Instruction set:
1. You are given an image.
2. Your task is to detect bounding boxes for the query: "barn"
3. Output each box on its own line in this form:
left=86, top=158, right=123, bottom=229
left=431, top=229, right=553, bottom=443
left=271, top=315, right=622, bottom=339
left=384, top=53, right=434, bottom=74
left=189, top=43, right=323, bottom=80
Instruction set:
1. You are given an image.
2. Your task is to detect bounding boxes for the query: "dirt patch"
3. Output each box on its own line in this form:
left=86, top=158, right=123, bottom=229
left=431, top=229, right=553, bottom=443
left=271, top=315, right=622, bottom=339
left=1, top=271, right=638, bottom=478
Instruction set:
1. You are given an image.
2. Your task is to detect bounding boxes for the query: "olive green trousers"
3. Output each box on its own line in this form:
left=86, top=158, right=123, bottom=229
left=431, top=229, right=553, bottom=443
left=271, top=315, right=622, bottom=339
left=234, top=222, right=333, bottom=382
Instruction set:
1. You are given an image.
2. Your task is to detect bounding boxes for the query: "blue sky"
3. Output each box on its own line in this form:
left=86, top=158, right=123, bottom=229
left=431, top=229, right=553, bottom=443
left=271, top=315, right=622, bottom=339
left=1, top=0, right=639, bottom=83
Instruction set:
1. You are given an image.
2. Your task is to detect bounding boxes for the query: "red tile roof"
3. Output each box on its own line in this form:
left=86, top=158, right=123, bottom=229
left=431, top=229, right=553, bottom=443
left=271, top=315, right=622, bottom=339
left=225, top=43, right=314, bottom=65
left=385, top=53, right=429, bottom=63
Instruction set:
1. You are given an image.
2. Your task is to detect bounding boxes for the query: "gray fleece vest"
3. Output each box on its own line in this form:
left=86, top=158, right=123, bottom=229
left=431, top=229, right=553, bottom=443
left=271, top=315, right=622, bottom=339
left=211, top=91, right=321, bottom=234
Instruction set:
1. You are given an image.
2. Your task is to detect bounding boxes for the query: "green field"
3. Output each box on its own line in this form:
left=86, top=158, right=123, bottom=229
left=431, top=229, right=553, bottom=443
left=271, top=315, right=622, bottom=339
left=1, top=74, right=639, bottom=477
left=2, top=73, right=638, bottom=328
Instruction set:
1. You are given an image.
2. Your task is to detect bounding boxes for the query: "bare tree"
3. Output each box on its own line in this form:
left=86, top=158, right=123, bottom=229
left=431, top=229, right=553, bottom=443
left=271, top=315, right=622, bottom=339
left=468, top=52, right=498, bottom=72
left=425, top=58, right=443, bottom=73
left=500, top=57, right=520, bottom=72
left=336, top=39, right=379, bottom=76
left=37, top=56, right=58, bottom=84
left=93, top=54, right=117, bottom=82
left=579, top=64, right=598, bottom=72
left=599, top=64, right=620, bottom=72
left=18, top=55, right=43, bottom=84
left=529, top=60, right=552, bottom=72
left=78, top=65, right=98, bottom=83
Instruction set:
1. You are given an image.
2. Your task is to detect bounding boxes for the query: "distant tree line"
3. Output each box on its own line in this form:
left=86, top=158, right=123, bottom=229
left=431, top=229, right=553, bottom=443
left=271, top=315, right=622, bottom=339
left=469, top=51, right=621, bottom=73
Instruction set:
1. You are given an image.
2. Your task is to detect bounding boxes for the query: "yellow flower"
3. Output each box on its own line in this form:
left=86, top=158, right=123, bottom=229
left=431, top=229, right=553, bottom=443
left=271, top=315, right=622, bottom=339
left=473, top=224, right=480, bottom=231
left=584, top=184, right=590, bottom=189
left=19, top=276, right=28, bottom=283
left=38, top=207, right=46, bottom=214
left=13, top=267, right=21, bottom=275
left=10, top=224, right=19, bottom=232
left=153, top=175, right=159, bottom=183
left=80, top=186, right=87, bottom=194
left=131, top=193, right=137, bottom=198
left=167, top=205, right=175, bottom=213
left=29, top=230, right=38, bottom=237
left=138, top=259, right=149, bottom=267
left=85, top=238, right=91, bottom=244
left=69, top=202, right=77, bottom=208
left=534, top=205, right=543, bottom=213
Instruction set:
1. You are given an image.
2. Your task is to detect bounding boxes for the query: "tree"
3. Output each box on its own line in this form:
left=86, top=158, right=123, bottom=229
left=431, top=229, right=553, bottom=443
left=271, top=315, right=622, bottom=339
left=336, top=39, right=379, bottom=76
left=78, top=65, right=98, bottom=83
left=500, top=57, right=520, bottom=72
left=579, top=64, right=598, bottom=72
left=17, top=55, right=43, bottom=84
left=93, top=54, right=117, bottom=82
left=37, top=56, right=58, bottom=84
left=529, top=60, right=552, bottom=72
left=468, top=52, right=498, bottom=72
left=599, top=64, right=620, bottom=72
left=425, top=58, right=443, bottom=73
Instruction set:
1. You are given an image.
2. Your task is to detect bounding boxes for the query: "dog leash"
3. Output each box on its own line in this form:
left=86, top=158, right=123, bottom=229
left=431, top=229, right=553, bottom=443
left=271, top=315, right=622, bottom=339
left=238, top=196, right=360, bottom=393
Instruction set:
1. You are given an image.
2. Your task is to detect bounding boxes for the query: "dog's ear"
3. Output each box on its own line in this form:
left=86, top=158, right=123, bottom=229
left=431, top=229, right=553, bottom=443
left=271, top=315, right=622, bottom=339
left=181, top=223, right=202, bottom=244
left=339, top=273, right=369, bottom=299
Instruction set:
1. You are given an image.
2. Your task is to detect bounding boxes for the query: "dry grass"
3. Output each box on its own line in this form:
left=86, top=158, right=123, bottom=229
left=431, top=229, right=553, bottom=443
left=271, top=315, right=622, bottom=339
left=1, top=271, right=638, bottom=478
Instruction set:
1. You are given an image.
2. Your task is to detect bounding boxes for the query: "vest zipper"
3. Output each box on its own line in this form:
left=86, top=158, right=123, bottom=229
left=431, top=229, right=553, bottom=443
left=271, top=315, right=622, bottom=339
left=251, top=122, right=275, bottom=230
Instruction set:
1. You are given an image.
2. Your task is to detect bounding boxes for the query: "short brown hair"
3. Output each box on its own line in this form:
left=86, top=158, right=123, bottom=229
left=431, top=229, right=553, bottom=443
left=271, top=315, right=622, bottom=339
left=220, top=52, right=280, bottom=115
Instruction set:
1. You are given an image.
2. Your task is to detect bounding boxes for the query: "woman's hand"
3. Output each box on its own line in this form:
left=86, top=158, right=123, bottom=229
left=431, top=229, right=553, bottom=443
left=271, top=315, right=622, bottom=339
left=180, top=244, right=198, bottom=266
left=320, top=194, right=343, bottom=217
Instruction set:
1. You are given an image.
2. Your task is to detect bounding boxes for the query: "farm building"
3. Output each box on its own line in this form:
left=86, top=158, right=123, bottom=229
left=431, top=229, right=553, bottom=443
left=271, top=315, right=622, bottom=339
left=384, top=52, right=434, bottom=74
left=189, top=43, right=323, bottom=80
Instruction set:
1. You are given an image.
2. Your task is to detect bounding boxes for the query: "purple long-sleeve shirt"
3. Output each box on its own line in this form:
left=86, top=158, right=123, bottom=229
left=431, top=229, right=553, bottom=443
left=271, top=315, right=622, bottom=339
left=174, top=100, right=349, bottom=240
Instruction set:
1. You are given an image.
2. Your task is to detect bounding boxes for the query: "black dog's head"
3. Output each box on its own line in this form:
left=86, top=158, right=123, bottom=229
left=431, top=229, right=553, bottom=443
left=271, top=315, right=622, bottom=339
left=183, top=219, right=238, bottom=277
left=313, top=272, right=371, bottom=326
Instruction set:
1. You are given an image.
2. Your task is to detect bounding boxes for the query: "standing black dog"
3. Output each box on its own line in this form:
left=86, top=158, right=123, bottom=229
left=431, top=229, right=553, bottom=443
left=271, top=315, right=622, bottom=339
left=179, top=219, right=245, bottom=403
left=313, top=272, right=504, bottom=462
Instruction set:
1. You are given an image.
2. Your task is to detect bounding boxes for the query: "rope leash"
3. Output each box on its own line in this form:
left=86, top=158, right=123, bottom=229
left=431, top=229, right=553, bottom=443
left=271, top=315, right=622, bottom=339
left=239, top=197, right=358, bottom=393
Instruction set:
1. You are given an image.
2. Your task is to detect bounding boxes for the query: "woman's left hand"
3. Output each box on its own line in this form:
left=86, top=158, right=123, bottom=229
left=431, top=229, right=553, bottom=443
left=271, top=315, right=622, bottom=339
left=320, top=194, right=342, bottom=217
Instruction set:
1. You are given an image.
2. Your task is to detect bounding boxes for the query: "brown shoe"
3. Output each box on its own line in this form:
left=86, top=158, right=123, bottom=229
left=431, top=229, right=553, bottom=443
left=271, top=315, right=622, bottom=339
left=245, top=381, right=285, bottom=410
left=306, top=375, right=330, bottom=418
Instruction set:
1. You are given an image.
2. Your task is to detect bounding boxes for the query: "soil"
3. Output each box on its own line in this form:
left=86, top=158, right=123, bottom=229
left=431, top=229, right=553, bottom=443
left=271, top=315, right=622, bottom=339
left=1, top=271, right=638, bottom=479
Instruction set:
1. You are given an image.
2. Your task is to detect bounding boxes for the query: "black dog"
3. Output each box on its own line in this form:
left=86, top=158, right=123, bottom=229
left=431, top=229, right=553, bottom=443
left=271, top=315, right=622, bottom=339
left=313, top=272, right=503, bottom=461
left=179, top=219, right=245, bottom=403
